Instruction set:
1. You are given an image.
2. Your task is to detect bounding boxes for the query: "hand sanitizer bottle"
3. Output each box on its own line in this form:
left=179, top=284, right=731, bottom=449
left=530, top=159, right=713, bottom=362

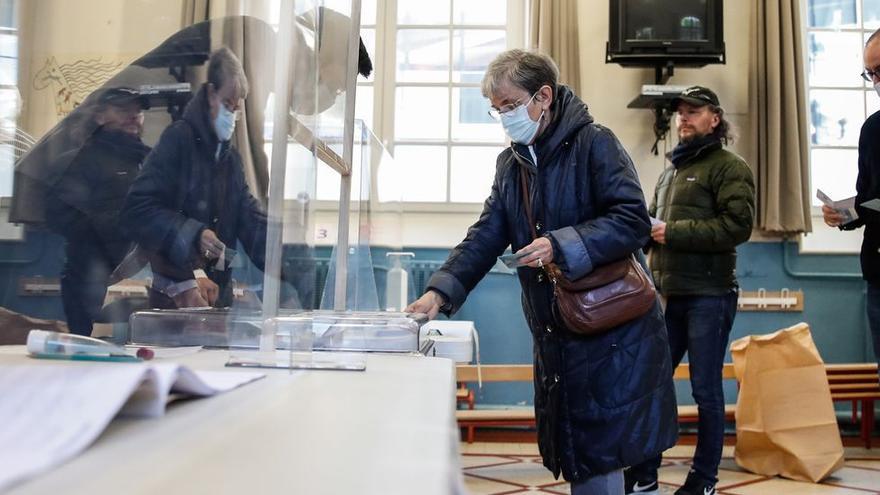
left=385, top=252, right=415, bottom=312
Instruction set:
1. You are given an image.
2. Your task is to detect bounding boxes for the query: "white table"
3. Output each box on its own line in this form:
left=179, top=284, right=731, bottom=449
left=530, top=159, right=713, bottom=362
left=3, top=348, right=461, bottom=495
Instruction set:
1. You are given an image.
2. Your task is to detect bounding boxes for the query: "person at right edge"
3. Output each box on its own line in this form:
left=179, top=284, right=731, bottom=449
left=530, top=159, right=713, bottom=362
left=627, top=86, right=755, bottom=495
left=822, top=29, right=880, bottom=383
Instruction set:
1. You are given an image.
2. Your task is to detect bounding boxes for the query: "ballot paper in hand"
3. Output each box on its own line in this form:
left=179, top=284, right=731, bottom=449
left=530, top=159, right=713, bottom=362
left=816, top=189, right=858, bottom=224
left=861, top=198, right=880, bottom=212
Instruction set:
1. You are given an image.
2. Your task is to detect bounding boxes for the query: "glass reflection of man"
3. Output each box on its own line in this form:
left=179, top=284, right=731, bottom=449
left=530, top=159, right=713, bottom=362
left=121, top=48, right=267, bottom=309
left=45, top=88, right=151, bottom=336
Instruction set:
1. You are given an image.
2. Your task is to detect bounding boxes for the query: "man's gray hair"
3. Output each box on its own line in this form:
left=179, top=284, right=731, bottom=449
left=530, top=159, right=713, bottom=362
left=207, top=47, right=249, bottom=97
left=481, top=49, right=560, bottom=99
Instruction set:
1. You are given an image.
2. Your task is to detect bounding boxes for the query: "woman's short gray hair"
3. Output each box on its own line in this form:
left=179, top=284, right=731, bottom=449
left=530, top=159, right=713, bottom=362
left=481, top=49, right=559, bottom=99
left=207, top=47, right=250, bottom=97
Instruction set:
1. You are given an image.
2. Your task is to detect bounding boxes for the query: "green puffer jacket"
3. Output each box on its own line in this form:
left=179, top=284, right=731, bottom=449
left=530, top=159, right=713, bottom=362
left=648, top=145, right=755, bottom=296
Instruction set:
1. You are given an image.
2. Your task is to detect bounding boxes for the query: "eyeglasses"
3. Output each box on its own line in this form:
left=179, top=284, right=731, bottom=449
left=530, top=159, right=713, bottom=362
left=487, top=90, right=540, bottom=121
left=861, top=68, right=880, bottom=82
left=221, top=97, right=243, bottom=120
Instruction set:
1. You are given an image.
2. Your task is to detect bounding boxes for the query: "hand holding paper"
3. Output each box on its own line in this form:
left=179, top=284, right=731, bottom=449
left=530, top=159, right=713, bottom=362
left=816, top=189, right=858, bottom=225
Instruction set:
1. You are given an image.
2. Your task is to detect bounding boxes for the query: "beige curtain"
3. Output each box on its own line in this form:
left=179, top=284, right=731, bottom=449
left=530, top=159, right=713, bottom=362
left=179, top=0, right=270, bottom=206
left=750, top=0, right=812, bottom=233
left=181, top=0, right=211, bottom=27
left=529, top=0, right=581, bottom=96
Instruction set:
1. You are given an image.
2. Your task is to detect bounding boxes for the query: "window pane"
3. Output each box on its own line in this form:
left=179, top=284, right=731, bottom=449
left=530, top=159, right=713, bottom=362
left=453, top=0, right=506, bottom=25
left=809, top=89, right=864, bottom=146
left=398, top=0, right=450, bottom=24
left=359, top=28, right=376, bottom=82
left=808, top=0, right=856, bottom=28
left=810, top=148, right=858, bottom=206
left=865, top=0, right=880, bottom=29
left=0, top=34, right=15, bottom=86
left=808, top=32, right=862, bottom=88
left=361, top=0, right=377, bottom=26
left=0, top=88, right=18, bottom=198
left=396, top=29, right=450, bottom=82
left=355, top=84, right=373, bottom=131
left=390, top=145, right=448, bottom=201
left=452, top=29, right=505, bottom=83
left=0, top=0, right=14, bottom=29
left=868, top=89, right=880, bottom=115
left=451, top=87, right=505, bottom=142
left=450, top=146, right=503, bottom=202
left=394, top=87, right=449, bottom=140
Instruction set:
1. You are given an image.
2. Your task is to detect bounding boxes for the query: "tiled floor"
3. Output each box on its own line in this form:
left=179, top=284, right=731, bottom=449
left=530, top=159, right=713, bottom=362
left=459, top=443, right=880, bottom=494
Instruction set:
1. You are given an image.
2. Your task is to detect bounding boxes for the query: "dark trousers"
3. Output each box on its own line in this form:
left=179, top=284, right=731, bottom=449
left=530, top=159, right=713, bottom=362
left=865, top=283, right=880, bottom=376
left=60, top=243, right=114, bottom=336
left=629, top=290, right=738, bottom=484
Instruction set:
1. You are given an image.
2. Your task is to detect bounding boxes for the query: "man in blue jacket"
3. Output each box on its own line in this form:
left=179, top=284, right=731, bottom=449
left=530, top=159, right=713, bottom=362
left=121, top=48, right=267, bottom=308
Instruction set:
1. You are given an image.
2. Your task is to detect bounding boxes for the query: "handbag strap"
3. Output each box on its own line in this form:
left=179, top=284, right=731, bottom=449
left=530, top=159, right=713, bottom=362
left=519, top=164, right=539, bottom=241
left=519, top=156, right=567, bottom=283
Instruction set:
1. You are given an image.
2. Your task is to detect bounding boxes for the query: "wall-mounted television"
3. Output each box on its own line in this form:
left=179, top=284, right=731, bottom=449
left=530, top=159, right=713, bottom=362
left=606, top=0, right=725, bottom=68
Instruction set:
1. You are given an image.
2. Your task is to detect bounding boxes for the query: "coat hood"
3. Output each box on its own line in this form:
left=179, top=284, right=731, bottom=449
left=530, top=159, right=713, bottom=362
left=182, top=85, right=224, bottom=155
left=513, top=85, right=594, bottom=167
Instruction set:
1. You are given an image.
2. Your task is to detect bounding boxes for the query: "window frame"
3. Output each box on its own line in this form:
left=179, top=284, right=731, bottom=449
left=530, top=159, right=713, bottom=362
left=367, top=0, right=526, bottom=213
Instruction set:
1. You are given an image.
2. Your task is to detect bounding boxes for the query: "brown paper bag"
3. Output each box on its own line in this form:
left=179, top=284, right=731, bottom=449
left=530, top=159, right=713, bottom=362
left=729, top=322, right=844, bottom=483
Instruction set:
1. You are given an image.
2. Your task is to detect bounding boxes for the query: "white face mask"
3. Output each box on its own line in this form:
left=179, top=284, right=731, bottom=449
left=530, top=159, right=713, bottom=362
left=214, top=104, right=236, bottom=142
left=500, top=91, right=544, bottom=145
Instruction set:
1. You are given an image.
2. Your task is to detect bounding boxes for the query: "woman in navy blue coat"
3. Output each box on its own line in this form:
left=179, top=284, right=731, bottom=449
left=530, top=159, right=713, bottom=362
left=121, top=48, right=266, bottom=309
left=407, top=50, right=677, bottom=493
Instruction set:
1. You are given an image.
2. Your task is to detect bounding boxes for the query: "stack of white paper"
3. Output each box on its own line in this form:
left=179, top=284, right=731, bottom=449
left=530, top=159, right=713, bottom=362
left=0, top=362, right=264, bottom=491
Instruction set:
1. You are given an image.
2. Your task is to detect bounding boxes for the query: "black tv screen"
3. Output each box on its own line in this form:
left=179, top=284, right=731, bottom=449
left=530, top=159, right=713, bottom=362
left=625, top=0, right=709, bottom=42
left=607, top=0, right=725, bottom=68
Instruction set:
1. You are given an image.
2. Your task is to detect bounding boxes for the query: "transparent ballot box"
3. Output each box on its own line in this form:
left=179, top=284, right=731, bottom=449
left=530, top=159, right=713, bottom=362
left=128, top=309, right=426, bottom=354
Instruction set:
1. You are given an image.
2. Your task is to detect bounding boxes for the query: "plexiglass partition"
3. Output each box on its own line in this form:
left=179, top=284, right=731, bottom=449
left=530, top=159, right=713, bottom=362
left=1, top=0, right=419, bottom=369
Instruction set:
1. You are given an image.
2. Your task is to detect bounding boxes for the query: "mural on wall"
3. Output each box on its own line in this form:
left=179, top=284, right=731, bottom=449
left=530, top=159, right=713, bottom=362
left=32, top=56, right=125, bottom=117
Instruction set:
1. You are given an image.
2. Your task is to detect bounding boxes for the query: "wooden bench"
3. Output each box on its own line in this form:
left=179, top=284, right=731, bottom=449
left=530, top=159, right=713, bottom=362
left=456, top=363, right=880, bottom=447
left=455, top=365, right=534, bottom=443
left=455, top=363, right=738, bottom=443
left=826, top=363, right=880, bottom=448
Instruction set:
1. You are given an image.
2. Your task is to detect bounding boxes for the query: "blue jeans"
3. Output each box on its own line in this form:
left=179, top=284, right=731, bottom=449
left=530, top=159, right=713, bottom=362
left=630, top=290, right=738, bottom=484
left=865, top=283, right=880, bottom=375
left=571, top=469, right=623, bottom=495
left=60, top=242, right=114, bottom=336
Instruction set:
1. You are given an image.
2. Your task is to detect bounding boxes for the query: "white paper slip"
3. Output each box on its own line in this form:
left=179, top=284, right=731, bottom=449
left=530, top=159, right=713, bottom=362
left=650, top=217, right=663, bottom=227
left=861, top=198, right=880, bottom=212
left=816, top=189, right=858, bottom=224
left=0, top=362, right=264, bottom=492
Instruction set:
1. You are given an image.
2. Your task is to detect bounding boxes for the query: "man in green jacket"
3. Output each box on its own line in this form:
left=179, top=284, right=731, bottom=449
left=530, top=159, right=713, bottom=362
left=625, top=86, right=755, bottom=495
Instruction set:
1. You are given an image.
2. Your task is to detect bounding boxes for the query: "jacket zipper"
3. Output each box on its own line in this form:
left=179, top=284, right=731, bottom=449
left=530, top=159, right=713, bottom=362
left=661, top=168, right=677, bottom=222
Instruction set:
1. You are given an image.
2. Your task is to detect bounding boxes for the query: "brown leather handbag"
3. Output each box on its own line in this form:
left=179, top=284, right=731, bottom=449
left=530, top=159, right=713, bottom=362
left=520, top=166, right=656, bottom=335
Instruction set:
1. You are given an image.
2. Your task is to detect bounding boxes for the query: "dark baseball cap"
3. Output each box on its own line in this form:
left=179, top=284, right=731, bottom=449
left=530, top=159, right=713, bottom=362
left=98, top=87, right=150, bottom=110
left=672, top=86, right=720, bottom=110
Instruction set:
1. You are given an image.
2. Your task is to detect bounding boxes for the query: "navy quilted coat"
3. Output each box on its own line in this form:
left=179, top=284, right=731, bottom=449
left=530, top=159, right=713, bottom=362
left=427, top=85, right=678, bottom=481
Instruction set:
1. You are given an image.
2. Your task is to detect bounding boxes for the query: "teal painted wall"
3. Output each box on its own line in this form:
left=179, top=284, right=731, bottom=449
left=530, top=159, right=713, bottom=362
left=399, top=241, right=873, bottom=408
left=0, top=231, right=871, bottom=410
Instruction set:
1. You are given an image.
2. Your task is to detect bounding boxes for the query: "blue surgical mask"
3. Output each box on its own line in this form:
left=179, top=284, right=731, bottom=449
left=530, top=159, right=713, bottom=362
left=214, top=105, right=236, bottom=142
left=500, top=92, right=543, bottom=144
